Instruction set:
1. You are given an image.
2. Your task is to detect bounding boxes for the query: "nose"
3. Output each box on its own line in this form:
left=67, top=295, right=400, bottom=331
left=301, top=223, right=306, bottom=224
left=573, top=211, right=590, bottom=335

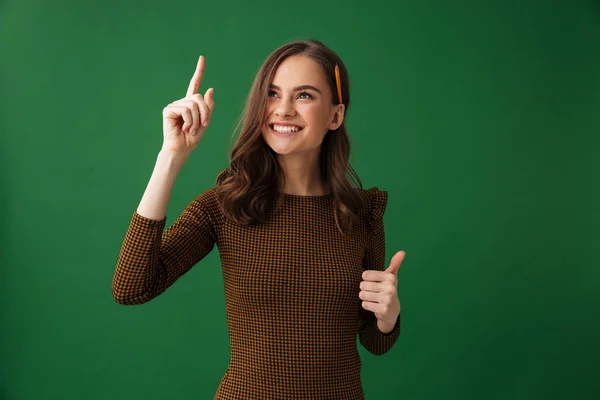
left=274, top=98, right=296, bottom=117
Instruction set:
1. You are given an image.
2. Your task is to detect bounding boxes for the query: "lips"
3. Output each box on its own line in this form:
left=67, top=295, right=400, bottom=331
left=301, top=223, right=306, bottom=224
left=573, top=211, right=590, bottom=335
left=269, top=123, right=304, bottom=136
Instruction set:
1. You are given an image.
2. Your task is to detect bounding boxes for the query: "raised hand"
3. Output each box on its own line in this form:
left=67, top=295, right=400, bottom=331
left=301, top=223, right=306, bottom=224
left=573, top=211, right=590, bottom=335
left=161, top=55, right=215, bottom=156
left=360, top=251, right=405, bottom=333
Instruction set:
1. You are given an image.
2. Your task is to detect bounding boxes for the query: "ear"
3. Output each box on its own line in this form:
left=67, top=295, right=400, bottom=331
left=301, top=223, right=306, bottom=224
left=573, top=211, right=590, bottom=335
left=328, top=104, right=346, bottom=131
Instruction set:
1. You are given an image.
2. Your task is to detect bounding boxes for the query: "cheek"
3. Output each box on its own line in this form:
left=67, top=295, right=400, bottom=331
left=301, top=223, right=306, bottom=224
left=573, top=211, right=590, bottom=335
left=264, top=103, right=274, bottom=119
left=301, top=104, right=329, bottom=124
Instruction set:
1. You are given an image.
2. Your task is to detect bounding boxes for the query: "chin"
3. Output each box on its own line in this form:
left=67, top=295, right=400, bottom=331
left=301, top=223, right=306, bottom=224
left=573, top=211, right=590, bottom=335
left=265, top=141, right=296, bottom=156
left=261, top=128, right=296, bottom=155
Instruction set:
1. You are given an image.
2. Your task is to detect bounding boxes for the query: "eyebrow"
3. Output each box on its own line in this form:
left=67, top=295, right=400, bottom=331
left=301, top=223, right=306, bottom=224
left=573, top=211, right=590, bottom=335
left=269, top=84, right=322, bottom=94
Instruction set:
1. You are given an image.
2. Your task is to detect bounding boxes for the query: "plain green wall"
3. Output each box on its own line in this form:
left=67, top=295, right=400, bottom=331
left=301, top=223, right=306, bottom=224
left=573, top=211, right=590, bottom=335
left=1, top=0, right=599, bottom=399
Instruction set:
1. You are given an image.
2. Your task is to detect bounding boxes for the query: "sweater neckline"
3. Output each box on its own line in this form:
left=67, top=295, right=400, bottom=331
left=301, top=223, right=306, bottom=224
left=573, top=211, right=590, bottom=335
left=277, top=191, right=333, bottom=199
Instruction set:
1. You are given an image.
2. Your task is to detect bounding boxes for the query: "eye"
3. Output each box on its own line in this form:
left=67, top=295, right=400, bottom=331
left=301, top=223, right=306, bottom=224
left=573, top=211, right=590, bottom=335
left=298, top=92, right=313, bottom=99
left=268, top=90, right=278, bottom=98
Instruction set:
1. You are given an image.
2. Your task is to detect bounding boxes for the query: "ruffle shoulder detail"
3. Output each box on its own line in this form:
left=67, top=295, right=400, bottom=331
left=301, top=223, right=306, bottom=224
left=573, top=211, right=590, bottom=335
left=215, top=168, right=232, bottom=185
left=364, top=187, right=388, bottom=226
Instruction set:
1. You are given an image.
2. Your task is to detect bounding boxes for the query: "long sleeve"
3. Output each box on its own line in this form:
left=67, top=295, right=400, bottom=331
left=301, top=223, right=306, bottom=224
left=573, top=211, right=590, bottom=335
left=358, top=188, right=401, bottom=355
left=112, top=191, right=217, bottom=305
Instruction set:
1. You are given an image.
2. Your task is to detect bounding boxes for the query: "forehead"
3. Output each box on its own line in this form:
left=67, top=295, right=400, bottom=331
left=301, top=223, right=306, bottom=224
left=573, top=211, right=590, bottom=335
left=272, top=55, right=328, bottom=88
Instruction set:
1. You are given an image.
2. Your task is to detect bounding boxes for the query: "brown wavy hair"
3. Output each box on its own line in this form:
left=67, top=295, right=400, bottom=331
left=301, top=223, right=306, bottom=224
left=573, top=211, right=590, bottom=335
left=216, top=39, right=365, bottom=235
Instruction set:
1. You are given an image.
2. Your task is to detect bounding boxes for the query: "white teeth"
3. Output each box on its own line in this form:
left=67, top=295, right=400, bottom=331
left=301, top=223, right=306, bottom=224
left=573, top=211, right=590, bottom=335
left=273, top=124, right=301, bottom=133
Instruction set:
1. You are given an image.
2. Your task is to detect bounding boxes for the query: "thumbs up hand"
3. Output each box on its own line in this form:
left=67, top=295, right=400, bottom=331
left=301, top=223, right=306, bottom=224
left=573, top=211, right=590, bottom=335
left=360, top=251, right=405, bottom=333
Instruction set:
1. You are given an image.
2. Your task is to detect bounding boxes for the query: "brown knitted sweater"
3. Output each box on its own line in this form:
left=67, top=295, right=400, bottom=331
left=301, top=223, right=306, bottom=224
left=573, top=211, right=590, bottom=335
left=112, top=169, right=401, bottom=399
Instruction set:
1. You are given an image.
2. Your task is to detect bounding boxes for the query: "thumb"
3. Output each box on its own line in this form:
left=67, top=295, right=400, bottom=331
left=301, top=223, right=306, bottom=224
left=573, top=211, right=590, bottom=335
left=385, top=251, right=406, bottom=275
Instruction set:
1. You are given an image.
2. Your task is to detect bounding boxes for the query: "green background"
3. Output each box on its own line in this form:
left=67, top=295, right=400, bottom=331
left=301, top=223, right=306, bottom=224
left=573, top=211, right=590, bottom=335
left=1, top=0, right=599, bottom=399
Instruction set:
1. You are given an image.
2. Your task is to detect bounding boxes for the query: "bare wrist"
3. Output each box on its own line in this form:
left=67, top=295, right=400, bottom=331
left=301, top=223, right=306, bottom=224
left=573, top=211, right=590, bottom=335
left=377, top=317, right=398, bottom=334
left=157, top=149, right=188, bottom=170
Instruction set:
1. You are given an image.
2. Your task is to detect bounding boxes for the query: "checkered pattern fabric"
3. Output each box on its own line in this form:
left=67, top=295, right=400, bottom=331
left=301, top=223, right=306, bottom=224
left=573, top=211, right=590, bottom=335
left=113, top=169, right=401, bottom=399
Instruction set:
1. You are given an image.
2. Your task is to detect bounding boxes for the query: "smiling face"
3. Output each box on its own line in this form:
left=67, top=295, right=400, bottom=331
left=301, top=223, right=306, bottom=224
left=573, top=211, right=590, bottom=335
left=262, top=54, right=345, bottom=158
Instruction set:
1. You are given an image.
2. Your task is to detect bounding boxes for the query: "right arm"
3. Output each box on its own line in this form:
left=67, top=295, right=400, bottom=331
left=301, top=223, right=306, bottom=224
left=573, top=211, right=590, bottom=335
left=112, top=55, right=216, bottom=305
left=137, top=149, right=186, bottom=221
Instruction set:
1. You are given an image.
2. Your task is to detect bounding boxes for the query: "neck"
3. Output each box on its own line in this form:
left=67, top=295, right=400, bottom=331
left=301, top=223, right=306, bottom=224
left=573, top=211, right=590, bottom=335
left=276, top=152, right=328, bottom=196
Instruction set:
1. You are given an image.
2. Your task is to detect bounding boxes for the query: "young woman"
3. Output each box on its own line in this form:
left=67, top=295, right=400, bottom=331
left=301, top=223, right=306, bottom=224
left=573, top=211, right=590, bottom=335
left=113, top=39, right=405, bottom=400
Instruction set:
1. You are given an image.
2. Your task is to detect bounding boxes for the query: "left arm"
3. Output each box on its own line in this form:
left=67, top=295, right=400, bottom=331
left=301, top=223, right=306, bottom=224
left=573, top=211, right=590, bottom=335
left=357, top=189, right=403, bottom=355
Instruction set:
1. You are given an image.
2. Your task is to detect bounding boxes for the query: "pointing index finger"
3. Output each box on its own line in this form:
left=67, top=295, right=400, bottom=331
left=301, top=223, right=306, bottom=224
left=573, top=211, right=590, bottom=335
left=186, top=55, right=205, bottom=97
